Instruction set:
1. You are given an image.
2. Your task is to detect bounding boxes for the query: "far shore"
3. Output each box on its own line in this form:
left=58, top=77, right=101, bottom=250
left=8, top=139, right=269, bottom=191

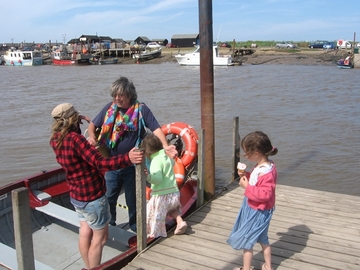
left=138, top=46, right=352, bottom=66
left=1, top=46, right=351, bottom=66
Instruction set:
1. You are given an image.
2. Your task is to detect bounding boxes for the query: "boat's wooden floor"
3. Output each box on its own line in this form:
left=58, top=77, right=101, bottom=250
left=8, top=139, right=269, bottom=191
left=123, top=182, right=360, bottom=270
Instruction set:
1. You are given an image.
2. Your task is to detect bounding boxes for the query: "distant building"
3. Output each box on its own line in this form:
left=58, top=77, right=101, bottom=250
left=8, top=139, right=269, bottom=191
left=78, top=35, right=100, bottom=44
left=113, top=38, right=127, bottom=49
left=171, top=34, right=199, bottom=47
left=134, top=36, right=151, bottom=45
left=152, top=39, right=168, bottom=46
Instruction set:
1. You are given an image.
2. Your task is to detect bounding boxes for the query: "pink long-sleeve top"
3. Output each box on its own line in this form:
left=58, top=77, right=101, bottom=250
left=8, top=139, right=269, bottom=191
left=244, top=163, right=277, bottom=210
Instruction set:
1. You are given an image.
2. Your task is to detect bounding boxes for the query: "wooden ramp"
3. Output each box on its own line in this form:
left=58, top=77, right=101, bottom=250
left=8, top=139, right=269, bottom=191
left=123, top=182, right=360, bottom=270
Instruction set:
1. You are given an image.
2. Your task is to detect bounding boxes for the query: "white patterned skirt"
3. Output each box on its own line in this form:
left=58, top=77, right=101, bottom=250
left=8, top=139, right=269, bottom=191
left=147, top=191, right=182, bottom=238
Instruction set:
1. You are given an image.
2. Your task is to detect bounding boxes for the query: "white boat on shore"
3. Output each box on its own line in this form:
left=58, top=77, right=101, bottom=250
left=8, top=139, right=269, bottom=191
left=4, top=49, right=43, bottom=66
left=175, top=45, right=233, bottom=66
left=133, top=48, right=162, bottom=61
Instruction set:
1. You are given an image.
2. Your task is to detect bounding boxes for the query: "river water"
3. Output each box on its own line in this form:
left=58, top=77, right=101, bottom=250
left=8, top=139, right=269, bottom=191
left=0, top=63, right=359, bottom=196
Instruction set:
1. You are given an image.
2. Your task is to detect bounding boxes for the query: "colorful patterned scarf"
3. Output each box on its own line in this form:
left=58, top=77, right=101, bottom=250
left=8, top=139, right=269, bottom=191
left=98, top=101, right=140, bottom=148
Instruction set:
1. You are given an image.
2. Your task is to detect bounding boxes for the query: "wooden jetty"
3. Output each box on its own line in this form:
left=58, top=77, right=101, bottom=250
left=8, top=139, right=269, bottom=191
left=123, top=182, right=360, bottom=270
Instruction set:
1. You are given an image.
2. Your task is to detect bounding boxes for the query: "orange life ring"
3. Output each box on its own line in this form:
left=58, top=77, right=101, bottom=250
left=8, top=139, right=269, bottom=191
left=161, top=122, right=198, bottom=168
left=174, top=157, right=186, bottom=188
left=338, top=40, right=343, bottom=45
left=146, top=157, right=185, bottom=200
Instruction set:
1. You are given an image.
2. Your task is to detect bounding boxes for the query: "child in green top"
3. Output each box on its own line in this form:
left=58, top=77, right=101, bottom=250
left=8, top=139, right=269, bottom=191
left=142, top=134, right=187, bottom=238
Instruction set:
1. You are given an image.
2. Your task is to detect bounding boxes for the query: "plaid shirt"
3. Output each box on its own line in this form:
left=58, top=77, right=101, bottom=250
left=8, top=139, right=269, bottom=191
left=50, top=130, right=132, bottom=202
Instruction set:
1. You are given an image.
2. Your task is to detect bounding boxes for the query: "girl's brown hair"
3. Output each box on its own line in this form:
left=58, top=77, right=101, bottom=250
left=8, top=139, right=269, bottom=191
left=241, top=131, right=278, bottom=157
left=141, top=134, right=163, bottom=158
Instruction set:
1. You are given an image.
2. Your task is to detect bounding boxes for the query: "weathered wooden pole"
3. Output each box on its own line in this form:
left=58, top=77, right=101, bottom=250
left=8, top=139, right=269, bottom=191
left=12, top=187, right=36, bottom=270
left=231, top=117, right=240, bottom=183
left=353, top=32, right=356, bottom=55
left=135, top=158, right=147, bottom=252
left=199, top=0, right=215, bottom=201
left=197, top=129, right=205, bottom=207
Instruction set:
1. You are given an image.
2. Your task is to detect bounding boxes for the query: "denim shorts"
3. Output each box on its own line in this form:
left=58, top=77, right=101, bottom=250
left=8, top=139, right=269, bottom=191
left=74, top=195, right=111, bottom=230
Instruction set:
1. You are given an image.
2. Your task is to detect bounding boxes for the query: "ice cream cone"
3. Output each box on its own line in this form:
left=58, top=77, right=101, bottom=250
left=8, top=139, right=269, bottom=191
left=237, top=162, right=246, bottom=173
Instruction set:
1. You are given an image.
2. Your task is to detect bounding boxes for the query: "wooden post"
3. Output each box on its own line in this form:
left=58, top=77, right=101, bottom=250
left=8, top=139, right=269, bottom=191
left=199, top=0, right=215, bottom=201
left=231, top=117, right=240, bottom=183
left=197, top=129, right=205, bottom=207
left=135, top=159, right=147, bottom=252
left=12, top=187, right=36, bottom=270
left=353, top=32, right=356, bottom=55
left=232, top=39, right=236, bottom=58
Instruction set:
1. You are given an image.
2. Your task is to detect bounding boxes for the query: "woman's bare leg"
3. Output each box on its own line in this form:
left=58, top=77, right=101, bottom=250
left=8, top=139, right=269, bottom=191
left=78, top=221, right=109, bottom=268
left=88, top=225, right=108, bottom=268
left=78, top=221, right=92, bottom=268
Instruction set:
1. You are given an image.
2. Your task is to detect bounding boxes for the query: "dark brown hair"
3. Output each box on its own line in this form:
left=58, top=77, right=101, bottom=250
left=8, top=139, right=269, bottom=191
left=241, top=131, right=278, bottom=157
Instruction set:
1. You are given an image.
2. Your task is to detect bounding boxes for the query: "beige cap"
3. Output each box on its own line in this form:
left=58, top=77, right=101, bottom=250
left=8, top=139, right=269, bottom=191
left=51, top=103, right=79, bottom=119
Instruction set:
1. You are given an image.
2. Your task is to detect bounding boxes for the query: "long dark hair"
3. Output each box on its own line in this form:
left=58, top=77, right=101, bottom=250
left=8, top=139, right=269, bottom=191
left=50, top=113, right=79, bottom=149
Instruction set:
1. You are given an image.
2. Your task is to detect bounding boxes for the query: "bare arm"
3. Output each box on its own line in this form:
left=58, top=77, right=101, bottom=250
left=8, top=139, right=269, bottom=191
left=153, top=127, right=177, bottom=158
left=87, top=122, right=98, bottom=146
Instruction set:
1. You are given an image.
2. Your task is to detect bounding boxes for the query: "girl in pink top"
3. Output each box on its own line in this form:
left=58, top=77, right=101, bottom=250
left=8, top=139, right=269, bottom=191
left=227, top=131, right=278, bottom=270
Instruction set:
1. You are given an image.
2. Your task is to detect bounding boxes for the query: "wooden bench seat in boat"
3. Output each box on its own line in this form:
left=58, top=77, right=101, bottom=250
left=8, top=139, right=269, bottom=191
left=32, top=190, right=136, bottom=246
left=0, top=242, right=54, bottom=270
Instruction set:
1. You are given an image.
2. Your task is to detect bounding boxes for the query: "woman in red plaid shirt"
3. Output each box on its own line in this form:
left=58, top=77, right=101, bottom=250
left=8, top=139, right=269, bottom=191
left=50, top=103, right=143, bottom=269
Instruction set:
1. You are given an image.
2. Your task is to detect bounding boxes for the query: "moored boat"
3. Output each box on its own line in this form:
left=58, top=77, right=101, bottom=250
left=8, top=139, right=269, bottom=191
left=175, top=45, right=234, bottom=66
left=3, top=49, right=43, bottom=66
left=99, top=58, right=119, bottom=65
left=0, top=122, right=198, bottom=270
left=336, top=64, right=353, bottom=69
left=336, top=58, right=353, bottom=69
left=51, top=45, right=91, bottom=66
left=133, top=48, right=162, bottom=61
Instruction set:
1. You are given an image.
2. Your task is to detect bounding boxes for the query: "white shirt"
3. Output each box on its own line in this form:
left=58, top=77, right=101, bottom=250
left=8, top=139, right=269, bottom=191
left=249, top=161, right=273, bottom=186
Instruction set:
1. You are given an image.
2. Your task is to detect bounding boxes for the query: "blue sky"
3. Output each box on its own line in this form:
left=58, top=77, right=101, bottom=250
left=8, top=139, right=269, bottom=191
left=2, top=0, right=360, bottom=44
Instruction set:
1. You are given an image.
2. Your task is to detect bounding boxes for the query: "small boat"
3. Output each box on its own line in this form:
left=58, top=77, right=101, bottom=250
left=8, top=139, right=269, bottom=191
left=133, top=48, right=162, bottom=61
left=99, top=58, right=119, bottom=65
left=0, top=122, right=198, bottom=270
left=336, top=59, right=353, bottom=69
left=175, top=45, right=234, bottom=66
left=3, top=49, right=43, bottom=66
left=336, top=64, right=353, bottom=69
left=52, top=45, right=91, bottom=66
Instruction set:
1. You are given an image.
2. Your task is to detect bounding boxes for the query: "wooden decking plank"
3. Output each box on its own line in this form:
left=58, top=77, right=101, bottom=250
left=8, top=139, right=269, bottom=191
left=192, top=209, right=360, bottom=243
left=202, top=202, right=359, bottom=229
left=218, top=193, right=360, bottom=219
left=122, top=183, right=360, bottom=270
left=185, top=219, right=356, bottom=269
left=133, top=247, right=204, bottom=269
left=143, top=241, right=239, bottom=270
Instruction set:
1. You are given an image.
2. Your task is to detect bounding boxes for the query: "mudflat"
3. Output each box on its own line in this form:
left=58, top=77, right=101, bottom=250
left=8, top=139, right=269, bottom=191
left=133, top=46, right=351, bottom=66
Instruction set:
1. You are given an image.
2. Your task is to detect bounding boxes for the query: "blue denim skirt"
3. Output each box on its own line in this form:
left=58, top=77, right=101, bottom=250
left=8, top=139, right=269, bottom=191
left=227, top=197, right=274, bottom=250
